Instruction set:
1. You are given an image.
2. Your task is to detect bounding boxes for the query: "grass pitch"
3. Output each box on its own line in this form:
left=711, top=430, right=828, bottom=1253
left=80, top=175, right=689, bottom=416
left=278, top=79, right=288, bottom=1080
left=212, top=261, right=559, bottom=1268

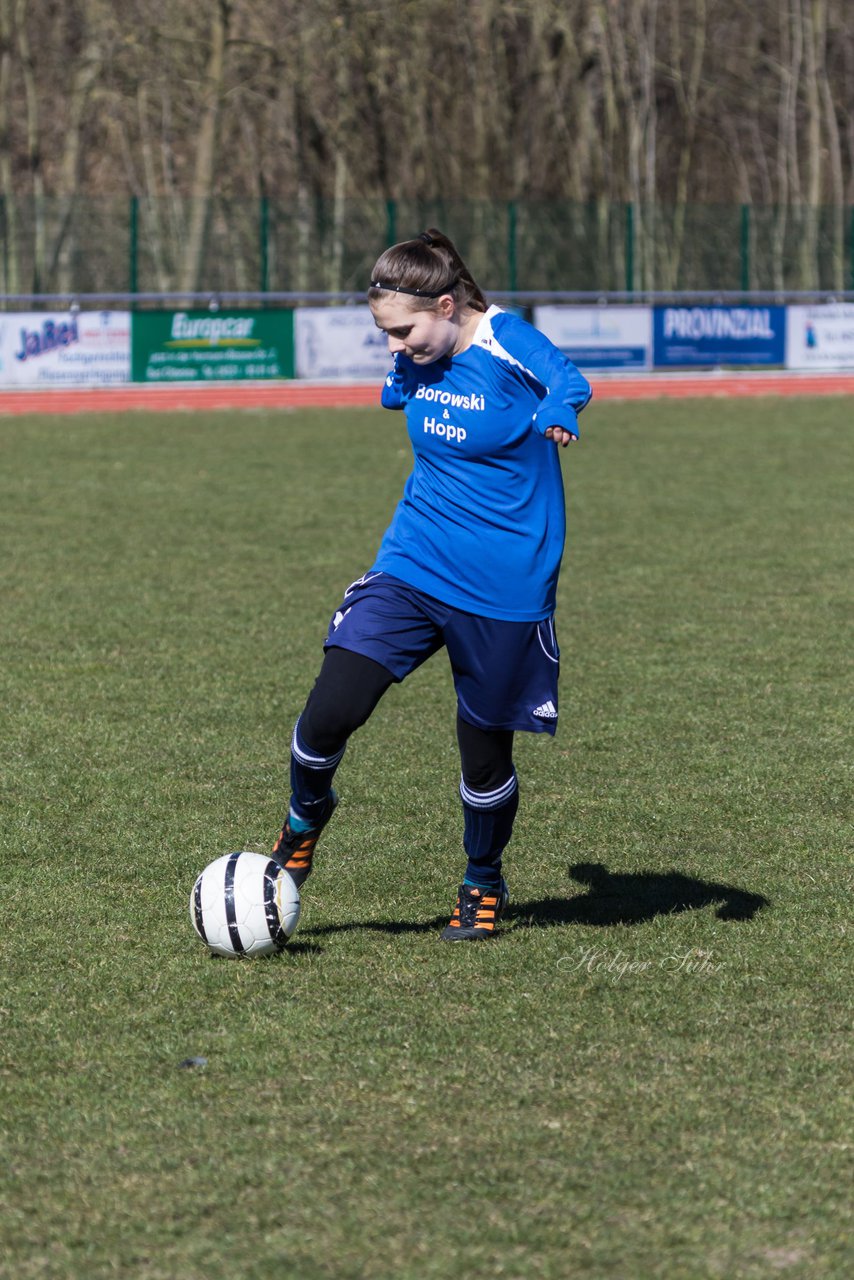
left=1, top=397, right=851, bottom=1279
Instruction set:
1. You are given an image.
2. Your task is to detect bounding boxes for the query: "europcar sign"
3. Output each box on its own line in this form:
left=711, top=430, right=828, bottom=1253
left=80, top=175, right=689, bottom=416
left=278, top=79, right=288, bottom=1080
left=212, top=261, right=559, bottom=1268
left=131, top=310, right=294, bottom=381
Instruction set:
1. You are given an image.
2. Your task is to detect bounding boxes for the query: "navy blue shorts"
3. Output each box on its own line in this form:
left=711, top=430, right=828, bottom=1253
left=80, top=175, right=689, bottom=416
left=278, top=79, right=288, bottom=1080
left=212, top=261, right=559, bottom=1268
left=324, top=571, right=560, bottom=735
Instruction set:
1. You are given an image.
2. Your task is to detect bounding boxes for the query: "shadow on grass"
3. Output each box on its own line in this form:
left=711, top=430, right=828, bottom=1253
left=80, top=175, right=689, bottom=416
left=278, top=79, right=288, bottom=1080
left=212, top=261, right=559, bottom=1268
left=301, top=862, right=769, bottom=937
left=206, top=940, right=325, bottom=957
left=508, top=862, right=770, bottom=929
left=302, top=916, right=446, bottom=938
left=281, top=941, right=325, bottom=955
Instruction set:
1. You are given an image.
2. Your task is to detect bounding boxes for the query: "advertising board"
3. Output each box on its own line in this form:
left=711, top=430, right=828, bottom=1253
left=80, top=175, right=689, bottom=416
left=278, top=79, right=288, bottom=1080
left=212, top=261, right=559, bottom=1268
left=785, top=304, right=854, bottom=370
left=0, top=311, right=130, bottom=386
left=294, top=306, right=391, bottom=380
left=533, top=306, right=652, bottom=370
left=653, top=306, right=786, bottom=367
left=131, top=310, right=294, bottom=381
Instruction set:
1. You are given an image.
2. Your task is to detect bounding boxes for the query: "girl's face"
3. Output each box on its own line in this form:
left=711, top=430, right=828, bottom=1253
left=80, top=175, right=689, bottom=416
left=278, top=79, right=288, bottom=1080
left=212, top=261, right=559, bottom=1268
left=370, top=294, right=459, bottom=365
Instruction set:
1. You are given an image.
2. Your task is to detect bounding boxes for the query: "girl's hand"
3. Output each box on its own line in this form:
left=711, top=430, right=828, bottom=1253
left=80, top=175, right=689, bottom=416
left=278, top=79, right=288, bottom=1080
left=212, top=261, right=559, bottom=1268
left=545, top=426, right=578, bottom=447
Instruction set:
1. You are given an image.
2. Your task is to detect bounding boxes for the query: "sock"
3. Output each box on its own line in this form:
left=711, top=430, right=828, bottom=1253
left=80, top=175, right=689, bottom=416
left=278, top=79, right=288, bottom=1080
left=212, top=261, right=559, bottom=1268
left=289, top=717, right=345, bottom=827
left=459, top=771, right=519, bottom=889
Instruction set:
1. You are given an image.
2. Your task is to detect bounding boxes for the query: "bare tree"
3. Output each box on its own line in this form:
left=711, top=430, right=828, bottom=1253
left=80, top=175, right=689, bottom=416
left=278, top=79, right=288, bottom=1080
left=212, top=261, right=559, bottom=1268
left=660, top=0, right=706, bottom=289
left=53, top=1, right=104, bottom=292
left=799, top=0, right=823, bottom=287
left=15, top=0, right=46, bottom=290
left=0, top=0, right=851, bottom=293
left=180, top=0, right=231, bottom=293
left=0, top=0, right=18, bottom=293
left=816, top=0, right=846, bottom=288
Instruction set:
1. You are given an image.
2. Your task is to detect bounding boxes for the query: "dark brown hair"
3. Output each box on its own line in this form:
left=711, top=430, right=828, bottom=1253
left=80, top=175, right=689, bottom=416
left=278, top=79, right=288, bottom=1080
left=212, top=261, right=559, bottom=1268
left=368, top=228, right=487, bottom=313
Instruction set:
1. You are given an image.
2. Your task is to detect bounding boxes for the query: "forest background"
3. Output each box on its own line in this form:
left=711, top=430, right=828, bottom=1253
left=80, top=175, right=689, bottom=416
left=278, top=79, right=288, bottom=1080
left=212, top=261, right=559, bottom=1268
left=0, top=0, right=852, bottom=295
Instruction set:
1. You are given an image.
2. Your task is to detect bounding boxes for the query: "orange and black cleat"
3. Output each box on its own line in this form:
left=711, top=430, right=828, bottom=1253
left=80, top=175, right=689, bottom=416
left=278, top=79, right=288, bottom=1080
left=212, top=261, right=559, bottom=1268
left=440, top=880, right=510, bottom=941
left=270, top=791, right=338, bottom=888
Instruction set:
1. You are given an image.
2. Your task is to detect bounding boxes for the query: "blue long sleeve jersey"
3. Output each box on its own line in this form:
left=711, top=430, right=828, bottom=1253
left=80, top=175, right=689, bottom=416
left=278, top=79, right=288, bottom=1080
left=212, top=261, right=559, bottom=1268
left=371, top=305, right=592, bottom=621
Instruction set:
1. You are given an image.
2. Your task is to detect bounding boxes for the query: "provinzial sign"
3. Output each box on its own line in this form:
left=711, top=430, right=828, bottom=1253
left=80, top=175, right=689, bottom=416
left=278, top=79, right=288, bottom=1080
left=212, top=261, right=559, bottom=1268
left=533, top=305, right=652, bottom=370
left=785, top=304, right=854, bottom=370
left=131, top=310, right=294, bottom=381
left=294, top=306, right=391, bottom=380
left=653, top=306, right=785, bottom=367
left=0, top=311, right=130, bottom=386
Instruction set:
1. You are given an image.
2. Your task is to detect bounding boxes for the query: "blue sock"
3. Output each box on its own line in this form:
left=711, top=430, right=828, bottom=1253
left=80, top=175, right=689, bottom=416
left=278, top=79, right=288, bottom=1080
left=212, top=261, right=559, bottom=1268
left=459, top=771, right=519, bottom=889
left=289, top=717, right=345, bottom=827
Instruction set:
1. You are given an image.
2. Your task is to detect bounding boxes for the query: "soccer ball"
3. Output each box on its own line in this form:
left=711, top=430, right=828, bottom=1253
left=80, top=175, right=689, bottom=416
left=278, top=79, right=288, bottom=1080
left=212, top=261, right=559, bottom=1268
left=190, top=851, right=300, bottom=957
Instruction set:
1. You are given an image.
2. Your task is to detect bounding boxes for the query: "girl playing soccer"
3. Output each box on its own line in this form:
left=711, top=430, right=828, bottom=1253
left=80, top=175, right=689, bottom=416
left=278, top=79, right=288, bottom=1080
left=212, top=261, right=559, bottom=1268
left=271, top=229, right=592, bottom=940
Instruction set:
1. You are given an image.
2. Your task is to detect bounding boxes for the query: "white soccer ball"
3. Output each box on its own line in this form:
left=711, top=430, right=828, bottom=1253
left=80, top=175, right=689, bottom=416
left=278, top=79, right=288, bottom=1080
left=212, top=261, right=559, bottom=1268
left=190, top=851, right=300, bottom=957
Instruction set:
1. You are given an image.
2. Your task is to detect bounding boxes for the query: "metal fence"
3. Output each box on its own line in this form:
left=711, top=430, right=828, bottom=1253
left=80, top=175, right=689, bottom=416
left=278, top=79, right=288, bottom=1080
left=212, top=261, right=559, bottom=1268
left=1, top=197, right=853, bottom=302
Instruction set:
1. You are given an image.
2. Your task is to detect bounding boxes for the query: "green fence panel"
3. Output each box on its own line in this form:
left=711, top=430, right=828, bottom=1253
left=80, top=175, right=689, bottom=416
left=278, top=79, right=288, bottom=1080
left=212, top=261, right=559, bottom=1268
left=0, top=197, right=851, bottom=299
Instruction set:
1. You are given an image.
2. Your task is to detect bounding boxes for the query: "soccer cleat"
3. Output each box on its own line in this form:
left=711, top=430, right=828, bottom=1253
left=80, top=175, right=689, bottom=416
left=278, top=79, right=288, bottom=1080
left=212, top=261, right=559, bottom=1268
left=440, top=879, right=510, bottom=941
left=270, top=790, right=338, bottom=888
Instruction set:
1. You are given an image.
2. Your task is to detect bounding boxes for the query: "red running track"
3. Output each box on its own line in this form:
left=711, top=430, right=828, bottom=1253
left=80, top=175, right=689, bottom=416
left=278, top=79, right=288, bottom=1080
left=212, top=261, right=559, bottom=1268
left=2, top=372, right=854, bottom=416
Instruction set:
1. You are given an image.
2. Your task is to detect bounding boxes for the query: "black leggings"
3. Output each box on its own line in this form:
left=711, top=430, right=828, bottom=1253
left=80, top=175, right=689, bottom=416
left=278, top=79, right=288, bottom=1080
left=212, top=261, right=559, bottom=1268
left=300, top=646, right=514, bottom=790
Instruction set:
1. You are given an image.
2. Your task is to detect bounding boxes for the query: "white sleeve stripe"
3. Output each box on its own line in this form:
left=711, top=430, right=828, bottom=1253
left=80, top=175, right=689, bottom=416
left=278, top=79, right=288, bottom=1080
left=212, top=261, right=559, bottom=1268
left=473, top=308, right=549, bottom=393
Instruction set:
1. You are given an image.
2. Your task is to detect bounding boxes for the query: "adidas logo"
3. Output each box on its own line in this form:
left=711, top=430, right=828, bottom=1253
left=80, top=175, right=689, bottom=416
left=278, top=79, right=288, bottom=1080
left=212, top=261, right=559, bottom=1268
left=532, top=700, right=558, bottom=720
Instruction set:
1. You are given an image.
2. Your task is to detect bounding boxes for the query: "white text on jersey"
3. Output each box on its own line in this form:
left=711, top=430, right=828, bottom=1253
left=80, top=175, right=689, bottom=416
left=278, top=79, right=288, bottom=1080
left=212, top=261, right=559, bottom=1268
left=415, top=385, right=485, bottom=411
left=423, top=415, right=467, bottom=442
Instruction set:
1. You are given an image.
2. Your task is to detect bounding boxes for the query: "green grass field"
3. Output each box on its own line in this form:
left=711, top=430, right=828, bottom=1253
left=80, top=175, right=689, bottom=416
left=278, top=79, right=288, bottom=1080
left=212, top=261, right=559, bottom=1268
left=1, top=396, right=852, bottom=1279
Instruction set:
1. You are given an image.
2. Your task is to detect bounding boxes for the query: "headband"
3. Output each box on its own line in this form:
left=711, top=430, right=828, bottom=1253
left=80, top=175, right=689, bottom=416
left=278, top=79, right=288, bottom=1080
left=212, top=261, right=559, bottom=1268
left=369, top=275, right=459, bottom=298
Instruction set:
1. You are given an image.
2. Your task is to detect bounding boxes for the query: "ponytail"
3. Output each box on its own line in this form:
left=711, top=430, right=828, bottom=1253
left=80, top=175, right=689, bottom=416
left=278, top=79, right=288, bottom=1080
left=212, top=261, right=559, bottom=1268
left=369, top=228, right=487, bottom=313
